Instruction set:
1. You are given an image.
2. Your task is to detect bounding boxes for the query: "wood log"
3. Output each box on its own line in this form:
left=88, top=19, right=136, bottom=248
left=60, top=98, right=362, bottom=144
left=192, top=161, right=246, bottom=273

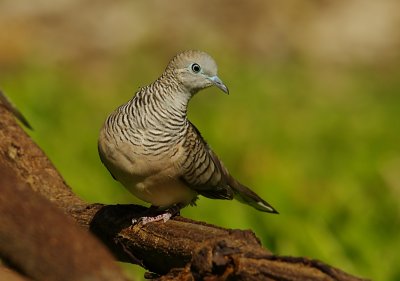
left=0, top=156, right=129, bottom=281
left=0, top=265, right=31, bottom=281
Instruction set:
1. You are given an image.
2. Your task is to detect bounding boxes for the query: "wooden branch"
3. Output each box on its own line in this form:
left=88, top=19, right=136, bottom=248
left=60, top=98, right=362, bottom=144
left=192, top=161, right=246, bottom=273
left=0, top=95, right=129, bottom=281
left=0, top=93, right=369, bottom=281
left=0, top=157, right=129, bottom=281
left=72, top=204, right=367, bottom=281
left=0, top=265, right=31, bottom=281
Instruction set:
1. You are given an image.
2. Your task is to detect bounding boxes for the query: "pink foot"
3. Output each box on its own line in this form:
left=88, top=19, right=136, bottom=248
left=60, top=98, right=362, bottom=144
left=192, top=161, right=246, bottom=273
left=132, top=212, right=172, bottom=225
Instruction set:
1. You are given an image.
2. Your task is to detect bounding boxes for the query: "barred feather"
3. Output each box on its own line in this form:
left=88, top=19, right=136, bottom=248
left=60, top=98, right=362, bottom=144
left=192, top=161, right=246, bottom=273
left=98, top=50, right=277, bottom=213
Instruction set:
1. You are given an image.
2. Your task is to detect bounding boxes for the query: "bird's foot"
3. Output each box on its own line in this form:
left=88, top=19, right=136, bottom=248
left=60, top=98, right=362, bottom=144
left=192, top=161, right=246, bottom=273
left=131, top=204, right=183, bottom=226
left=132, top=212, right=172, bottom=225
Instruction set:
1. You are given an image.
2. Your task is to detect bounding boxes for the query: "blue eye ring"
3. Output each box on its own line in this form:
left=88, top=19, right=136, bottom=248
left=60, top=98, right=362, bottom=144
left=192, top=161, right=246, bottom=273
left=191, top=63, right=201, bottom=73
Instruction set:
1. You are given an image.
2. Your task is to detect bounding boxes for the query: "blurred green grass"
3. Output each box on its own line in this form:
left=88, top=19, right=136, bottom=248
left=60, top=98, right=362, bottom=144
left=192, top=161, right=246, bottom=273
left=2, top=52, right=400, bottom=281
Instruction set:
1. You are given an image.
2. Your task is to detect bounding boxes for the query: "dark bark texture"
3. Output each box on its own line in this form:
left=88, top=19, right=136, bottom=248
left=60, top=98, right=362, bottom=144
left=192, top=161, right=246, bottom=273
left=0, top=93, right=369, bottom=281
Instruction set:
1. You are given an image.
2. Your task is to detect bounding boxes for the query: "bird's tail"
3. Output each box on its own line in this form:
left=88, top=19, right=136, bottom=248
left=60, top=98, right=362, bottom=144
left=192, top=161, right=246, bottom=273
left=229, top=178, right=278, bottom=213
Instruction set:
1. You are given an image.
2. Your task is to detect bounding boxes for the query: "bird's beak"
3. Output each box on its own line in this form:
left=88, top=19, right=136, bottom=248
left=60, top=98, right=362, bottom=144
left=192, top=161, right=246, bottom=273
left=209, top=76, right=229, bottom=94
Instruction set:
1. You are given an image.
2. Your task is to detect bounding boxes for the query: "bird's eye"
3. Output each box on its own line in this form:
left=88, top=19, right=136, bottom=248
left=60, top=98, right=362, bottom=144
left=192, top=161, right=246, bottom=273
left=191, top=63, right=201, bottom=73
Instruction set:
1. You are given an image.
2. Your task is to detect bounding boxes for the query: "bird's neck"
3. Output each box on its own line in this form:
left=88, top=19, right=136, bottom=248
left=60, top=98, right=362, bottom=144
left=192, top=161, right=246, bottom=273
left=153, top=74, right=191, bottom=118
left=124, top=75, right=191, bottom=133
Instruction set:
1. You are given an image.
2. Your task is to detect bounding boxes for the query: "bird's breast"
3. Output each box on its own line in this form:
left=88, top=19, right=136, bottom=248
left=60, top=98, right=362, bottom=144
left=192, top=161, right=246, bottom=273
left=127, top=173, right=196, bottom=207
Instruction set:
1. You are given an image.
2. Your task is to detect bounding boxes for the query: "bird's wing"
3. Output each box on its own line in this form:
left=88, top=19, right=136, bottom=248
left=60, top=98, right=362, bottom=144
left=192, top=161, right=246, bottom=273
left=179, top=122, right=234, bottom=200
left=180, top=122, right=278, bottom=213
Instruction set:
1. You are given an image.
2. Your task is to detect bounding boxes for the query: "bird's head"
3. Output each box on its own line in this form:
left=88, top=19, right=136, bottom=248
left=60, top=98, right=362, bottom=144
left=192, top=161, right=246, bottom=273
left=166, top=50, right=229, bottom=95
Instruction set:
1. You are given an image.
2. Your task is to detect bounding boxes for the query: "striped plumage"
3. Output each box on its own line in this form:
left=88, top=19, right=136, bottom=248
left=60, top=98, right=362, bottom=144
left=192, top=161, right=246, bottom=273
left=98, top=50, right=277, bottom=221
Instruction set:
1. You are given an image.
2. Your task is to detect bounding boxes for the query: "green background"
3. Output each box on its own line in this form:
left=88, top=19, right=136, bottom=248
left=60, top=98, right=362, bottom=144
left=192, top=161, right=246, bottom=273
left=1, top=1, right=399, bottom=280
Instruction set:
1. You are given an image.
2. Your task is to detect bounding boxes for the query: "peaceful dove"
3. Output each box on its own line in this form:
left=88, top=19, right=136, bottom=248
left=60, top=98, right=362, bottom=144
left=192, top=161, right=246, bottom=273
left=98, top=50, right=278, bottom=224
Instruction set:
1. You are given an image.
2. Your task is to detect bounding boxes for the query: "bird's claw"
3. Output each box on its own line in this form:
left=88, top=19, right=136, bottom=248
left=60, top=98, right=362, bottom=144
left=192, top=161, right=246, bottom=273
left=131, top=212, right=172, bottom=226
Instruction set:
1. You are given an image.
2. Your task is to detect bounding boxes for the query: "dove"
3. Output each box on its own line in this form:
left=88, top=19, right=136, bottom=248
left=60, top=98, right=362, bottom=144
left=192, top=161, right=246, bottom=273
left=98, top=50, right=278, bottom=224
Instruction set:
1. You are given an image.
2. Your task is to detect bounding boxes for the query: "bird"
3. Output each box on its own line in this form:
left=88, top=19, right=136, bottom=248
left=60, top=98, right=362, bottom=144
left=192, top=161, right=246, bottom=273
left=98, top=50, right=278, bottom=224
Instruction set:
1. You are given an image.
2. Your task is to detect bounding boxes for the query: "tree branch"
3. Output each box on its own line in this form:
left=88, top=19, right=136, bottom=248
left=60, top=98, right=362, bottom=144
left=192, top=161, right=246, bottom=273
left=0, top=163, right=129, bottom=281
left=0, top=265, right=31, bottom=281
left=0, top=93, right=369, bottom=281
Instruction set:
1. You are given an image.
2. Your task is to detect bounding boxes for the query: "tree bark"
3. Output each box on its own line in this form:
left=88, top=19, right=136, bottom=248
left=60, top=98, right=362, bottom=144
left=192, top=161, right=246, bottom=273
left=0, top=93, right=369, bottom=281
left=0, top=164, right=129, bottom=281
left=0, top=265, right=31, bottom=281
